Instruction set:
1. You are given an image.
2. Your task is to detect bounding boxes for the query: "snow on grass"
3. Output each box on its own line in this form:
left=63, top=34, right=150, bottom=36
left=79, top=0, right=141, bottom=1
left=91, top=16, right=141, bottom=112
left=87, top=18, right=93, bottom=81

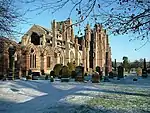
left=0, top=81, right=47, bottom=103
left=52, top=83, right=76, bottom=90
left=0, top=75, right=150, bottom=113
left=87, top=92, right=150, bottom=112
left=60, top=95, right=93, bottom=104
left=56, top=77, right=150, bottom=113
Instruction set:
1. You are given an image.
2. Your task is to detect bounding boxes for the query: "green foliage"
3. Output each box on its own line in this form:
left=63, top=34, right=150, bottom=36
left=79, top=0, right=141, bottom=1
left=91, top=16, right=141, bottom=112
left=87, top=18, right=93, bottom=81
left=122, top=56, right=130, bottom=72
left=26, top=75, right=32, bottom=80
left=87, top=93, right=150, bottom=110
left=130, top=60, right=140, bottom=68
left=50, top=70, right=55, bottom=78
left=28, top=69, right=32, bottom=75
left=66, top=62, right=76, bottom=78
left=50, top=76, right=54, bottom=82
left=41, top=70, right=45, bottom=75
left=122, top=56, right=128, bottom=61
left=45, top=75, right=48, bottom=80
left=136, top=67, right=142, bottom=76
left=96, top=66, right=101, bottom=73
left=130, top=59, right=145, bottom=69
left=61, top=66, right=71, bottom=78
left=67, top=62, right=76, bottom=72
left=53, top=64, right=63, bottom=77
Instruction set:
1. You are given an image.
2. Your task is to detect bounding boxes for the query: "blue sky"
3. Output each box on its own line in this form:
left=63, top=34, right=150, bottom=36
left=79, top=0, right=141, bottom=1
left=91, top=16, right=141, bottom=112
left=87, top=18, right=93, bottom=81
left=16, top=1, right=150, bottom=62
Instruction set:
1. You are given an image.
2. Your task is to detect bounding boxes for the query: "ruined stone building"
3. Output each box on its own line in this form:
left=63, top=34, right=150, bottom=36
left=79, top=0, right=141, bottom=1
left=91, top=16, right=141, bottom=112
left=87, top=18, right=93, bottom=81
left=0, top=37, right=21, bottom=79
left=0, top=19, right=112, bottom=77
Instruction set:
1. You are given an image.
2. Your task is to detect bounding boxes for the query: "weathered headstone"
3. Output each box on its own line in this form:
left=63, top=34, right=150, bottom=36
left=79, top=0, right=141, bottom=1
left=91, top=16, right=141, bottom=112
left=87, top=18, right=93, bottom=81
left=8, top=45, right=16, bottom=80
left=96, top=66, right=103, bottom=80
left=41, top=70, right=45, bottom=75
left=109, top=71, right=114, bottom=78
left=75, top=66, right=84, bottom=82
left=117, top=66, right=124, bottom=78
left=92, top=71, right=100, bottom=83
left=142, top=58, right=148, bottom=78
left=142, top=69, right=147, bottom=78
left=61, top=66, right=70, bottom=82
left=50, top=76, right=54, bottom=82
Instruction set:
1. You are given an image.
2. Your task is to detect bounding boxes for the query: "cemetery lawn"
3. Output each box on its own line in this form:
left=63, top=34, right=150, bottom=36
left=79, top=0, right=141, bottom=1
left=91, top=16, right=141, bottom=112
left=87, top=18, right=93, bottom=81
left=0, top=75, right=150, bottom=113
left=87, top=89, right=150, bottom=111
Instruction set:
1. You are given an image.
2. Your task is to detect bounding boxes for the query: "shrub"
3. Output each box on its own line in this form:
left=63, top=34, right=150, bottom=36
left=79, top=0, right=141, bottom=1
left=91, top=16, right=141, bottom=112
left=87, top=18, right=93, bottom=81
left=28, top=69, right=32, bottom=75
left=53, top=64, right=63, bottom=77
left=136, top=67, right=142, bottom=76
left=61, top=66, right=71, bottom=78
left=67, top=62, right=76, bottom=73
left=50, top=70, right=55, bottom=78
left=41, top=70, right=45, bottom=75
left=96, top=66, right=101, bottom=73
left=71, top=71, right=76, bottom=78
left=26, top=75, right=32, bottom=80
left=50, top=76, right=54, bottom=82
left=45, top=75, right=48, bottom=80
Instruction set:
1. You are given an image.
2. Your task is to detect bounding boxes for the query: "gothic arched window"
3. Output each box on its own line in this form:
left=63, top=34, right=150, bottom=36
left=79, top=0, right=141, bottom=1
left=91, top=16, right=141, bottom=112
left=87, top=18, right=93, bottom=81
left=47, top=56, right=51, bottom=68
left=70, top=51, right=74, bottom=62
left=30, top=49, right=36, bottom=68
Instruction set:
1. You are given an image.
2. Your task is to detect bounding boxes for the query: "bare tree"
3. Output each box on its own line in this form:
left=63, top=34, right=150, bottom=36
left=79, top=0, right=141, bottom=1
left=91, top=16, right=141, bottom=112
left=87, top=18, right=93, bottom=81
left=22, top=0, right=150, bottom=42
left=0, top=0, right=26, bottom=38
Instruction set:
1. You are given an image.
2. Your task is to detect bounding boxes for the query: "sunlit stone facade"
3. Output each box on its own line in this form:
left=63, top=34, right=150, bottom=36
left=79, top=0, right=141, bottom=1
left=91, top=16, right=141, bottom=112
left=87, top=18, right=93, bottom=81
left=0, top=19, right=112, bottom=76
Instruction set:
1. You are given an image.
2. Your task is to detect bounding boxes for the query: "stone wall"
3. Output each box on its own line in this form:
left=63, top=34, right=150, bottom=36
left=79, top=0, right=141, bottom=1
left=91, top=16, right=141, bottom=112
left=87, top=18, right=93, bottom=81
left=0, top=19, right=112, bottom=76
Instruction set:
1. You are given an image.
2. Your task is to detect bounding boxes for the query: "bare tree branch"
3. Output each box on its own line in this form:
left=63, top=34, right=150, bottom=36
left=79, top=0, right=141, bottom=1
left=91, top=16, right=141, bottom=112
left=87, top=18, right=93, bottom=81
left=0, top=0, right=30, bottom=39
left=4, top=0, right=149, bottom=46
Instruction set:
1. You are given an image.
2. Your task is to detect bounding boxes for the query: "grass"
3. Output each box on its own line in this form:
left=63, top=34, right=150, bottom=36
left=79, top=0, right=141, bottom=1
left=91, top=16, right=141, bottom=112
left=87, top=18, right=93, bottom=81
left=87, top=87, right=150, bottom=112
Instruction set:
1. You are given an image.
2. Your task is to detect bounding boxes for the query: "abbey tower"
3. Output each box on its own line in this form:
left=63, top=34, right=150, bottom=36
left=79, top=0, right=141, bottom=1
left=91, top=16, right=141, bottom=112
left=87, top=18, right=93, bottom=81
left=0, top=19, right=112, bottom=76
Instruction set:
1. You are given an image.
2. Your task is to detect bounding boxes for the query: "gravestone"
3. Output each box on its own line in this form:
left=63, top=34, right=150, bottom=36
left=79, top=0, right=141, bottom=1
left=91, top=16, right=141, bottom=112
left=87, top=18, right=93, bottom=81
left=41, top=70, right=45, bottom=75
left=92, top=71, right=100, bottom=83
left=75, top=66, right=84, bottom=82
left=142, top=69, right=148, bottom=78
left=142, top=58, right=148, bottom=78
left=61, top=66, right=70, bottom=82
left=96, top=66, right=103, bottom=80
left=117, top=66, right=124, bottom=78
left=8, top=46, right=16, bottom=80
left=109, top=71, right=114, bottom=78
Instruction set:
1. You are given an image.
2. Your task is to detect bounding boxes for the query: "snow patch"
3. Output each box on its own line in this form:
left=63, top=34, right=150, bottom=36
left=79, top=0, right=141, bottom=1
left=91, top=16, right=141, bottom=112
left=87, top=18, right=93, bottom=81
left=0, top=81, right=47, bottom=103
left=52, top=83, right=76, bottom=90
left=60, top=95, right=93, bottom=104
